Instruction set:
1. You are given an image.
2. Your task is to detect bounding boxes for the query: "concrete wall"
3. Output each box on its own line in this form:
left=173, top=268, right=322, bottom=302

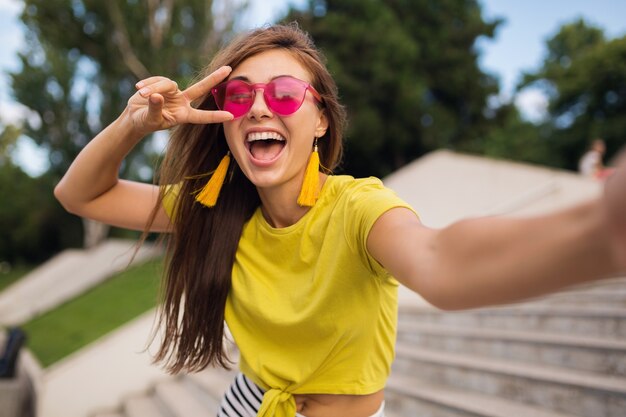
left=384, top=150, right=602, bottom=228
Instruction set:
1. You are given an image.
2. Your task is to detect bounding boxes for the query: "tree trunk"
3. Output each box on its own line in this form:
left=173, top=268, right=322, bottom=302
left=82, top=218, right=110, bottom=249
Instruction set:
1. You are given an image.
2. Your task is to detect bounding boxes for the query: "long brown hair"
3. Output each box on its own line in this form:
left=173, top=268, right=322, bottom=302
left=151, top=23, right=347, bottom=373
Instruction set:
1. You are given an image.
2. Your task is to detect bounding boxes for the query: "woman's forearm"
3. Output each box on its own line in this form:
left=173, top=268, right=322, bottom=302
left=423, top=198, right=618, bottom=310
left=54, top=109, right=143, bottom=213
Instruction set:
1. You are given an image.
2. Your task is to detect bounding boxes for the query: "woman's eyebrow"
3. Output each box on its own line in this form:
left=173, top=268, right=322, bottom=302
left=228, top=75, right=296, bottom=83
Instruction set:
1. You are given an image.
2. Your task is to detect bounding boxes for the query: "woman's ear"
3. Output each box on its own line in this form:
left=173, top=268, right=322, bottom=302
left=315, top=109, right=329, bottom=138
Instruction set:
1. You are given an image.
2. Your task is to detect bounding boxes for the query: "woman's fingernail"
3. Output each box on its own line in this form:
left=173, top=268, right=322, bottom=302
left=139, top=87, right=150, bottom=96
left=135, top=81, right=144, bottom=89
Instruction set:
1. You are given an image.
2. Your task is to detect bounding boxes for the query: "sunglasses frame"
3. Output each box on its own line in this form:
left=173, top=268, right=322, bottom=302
left=211, top=75, right=323, bottom=119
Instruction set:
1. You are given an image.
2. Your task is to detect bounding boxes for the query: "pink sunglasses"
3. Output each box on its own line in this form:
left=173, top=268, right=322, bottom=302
left=211, top=76, right=323, bottom=119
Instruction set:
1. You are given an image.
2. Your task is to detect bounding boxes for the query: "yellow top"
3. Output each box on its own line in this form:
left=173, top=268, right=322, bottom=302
left=163, top=175, right=416, bottom=417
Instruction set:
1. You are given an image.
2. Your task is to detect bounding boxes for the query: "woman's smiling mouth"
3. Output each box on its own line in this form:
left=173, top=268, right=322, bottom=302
left=246, top=131, right=286, bottom=163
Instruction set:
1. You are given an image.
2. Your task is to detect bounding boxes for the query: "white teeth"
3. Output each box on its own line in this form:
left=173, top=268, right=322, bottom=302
left=246, top=131, right=285, bottom=142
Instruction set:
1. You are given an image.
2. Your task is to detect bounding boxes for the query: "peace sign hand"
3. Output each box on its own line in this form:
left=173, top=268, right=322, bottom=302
left=126, top=66, right=234, bottom=137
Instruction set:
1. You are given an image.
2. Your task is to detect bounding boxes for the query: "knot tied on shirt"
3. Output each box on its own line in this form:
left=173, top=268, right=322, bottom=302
left=257, top=388, right=297, bottom=417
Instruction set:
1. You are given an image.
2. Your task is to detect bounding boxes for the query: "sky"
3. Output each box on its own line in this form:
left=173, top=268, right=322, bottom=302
left=1, top=0, right=626, bottom=175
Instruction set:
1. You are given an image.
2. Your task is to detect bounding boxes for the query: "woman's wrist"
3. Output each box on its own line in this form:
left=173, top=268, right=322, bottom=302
left=117, top=106, right=151, bottom=143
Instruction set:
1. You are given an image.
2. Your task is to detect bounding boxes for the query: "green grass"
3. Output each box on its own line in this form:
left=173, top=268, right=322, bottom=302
left=0, top=265, right=34, bottom=292
left=21, top=258, right=163, bottom=368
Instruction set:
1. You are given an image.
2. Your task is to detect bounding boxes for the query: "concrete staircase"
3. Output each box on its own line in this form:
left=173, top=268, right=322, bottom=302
left=386, top=277, right=626, bottom=417
left=90, top=354, right=238, bottom=417
left=87, top=278, right=626, bottom=417
left=0, top=239, right=162, bottom=326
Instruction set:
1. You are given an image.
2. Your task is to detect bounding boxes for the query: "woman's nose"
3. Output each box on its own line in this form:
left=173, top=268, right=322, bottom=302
left=247, top=89, right=273, bottom=120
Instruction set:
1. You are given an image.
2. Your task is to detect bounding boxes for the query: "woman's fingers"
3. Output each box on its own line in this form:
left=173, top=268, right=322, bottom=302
left=135, top=76, right=176, bottom=90
left=186, top=108, right=234, bottom=124
left=146, top=93, right=165, bottom=124
left=133, top=70, right=235, bottom=127
left=137, top=78, right=179, bottom=98
left=183, top=66, right=232, bottom=101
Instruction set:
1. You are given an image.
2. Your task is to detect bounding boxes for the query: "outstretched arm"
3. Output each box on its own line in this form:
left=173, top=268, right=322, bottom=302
left=54, top=67, right=234, bottom=232
left=368, top=153, right=626, bottom=310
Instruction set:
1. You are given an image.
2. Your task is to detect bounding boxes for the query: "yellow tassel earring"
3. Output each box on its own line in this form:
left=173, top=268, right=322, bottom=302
left=195, top=152, right=231, bottom=208
left=297, top=138, right=320, bottom=207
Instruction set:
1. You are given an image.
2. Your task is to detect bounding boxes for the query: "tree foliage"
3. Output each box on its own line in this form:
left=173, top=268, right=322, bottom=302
left=283, top=0, right=502, bottom=177
left=6, top=0, right=244, bottom=254
left=0, top=123, right=21, bottom=164
left=2, top=120, right=77, bottom=264
left=465, top=103, right=552, bottom=167
left=10, top=0, right=243, bottom=181
left=6, top=2, right=625, bottom=263
left=519, top=19, right=626, bottom=169
left=0, top=163, right=82, bottom=264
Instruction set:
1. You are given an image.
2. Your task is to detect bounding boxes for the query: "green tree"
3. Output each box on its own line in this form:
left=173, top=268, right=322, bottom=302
left=465, top=103, right=553, bottom=167
left=284, top=0, right=502, bottom=177
left=9, top=0, right=244, bottom=248
left=1, top=117, right=82, bottom=264
left=0, top=123, right=21, bottom=163
left=519, top=19, right=626, bottom=170
left=0, top=162, right=82, bottom=265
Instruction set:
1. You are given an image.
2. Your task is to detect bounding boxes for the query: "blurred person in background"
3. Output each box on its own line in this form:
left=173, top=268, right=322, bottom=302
left=579, top=138, right=607, bottom=178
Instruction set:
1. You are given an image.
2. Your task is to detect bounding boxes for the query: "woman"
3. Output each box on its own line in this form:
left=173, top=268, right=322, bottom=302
left=54, top=24, right=626, bottom=417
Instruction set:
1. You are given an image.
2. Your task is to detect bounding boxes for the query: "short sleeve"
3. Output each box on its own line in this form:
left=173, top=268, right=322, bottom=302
left=342, top=177, right=418, bottom=277
left=161, top=183, right=181, bottom=221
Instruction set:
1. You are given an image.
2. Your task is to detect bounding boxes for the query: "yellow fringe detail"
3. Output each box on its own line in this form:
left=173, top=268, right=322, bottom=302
left=195, top=153, right=231, bottom=207
left=297, top=143, right=320, bottom=207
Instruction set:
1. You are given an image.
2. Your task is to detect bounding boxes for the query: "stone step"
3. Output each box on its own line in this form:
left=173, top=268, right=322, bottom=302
left=124, top=395, right=165, bottom=417
left=92, top=413, right=125, bottom=417
left=90, top=366, right=235, bottom=417
left=502, top=276, right=626, bottom=307
left=563, top=277, right=626, bottom=293
left=526, top=290, right=626, bottom=308
left=185, top=366, right=238, bottom=406
left=0, top=239, right=162, bottom=326
left=399, top=304, right=626, bottom=338
left=155, top=379, right=214, bottom=417
left=386, top=374, right=577, bottom=417
left=397, top=322, right=626, bottom=376
left=88, top=347, right=238, bottom=417
left=393, top=343, right=626, bottom=417
left=180, top=373, right=228, bottom=414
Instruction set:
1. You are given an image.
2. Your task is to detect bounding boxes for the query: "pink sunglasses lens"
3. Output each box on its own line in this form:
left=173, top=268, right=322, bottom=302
left=212, top=77, right=312, bottom=118
left=217, top=80, right=253, bottom=118
left=264, top=78, right=306, bottom=115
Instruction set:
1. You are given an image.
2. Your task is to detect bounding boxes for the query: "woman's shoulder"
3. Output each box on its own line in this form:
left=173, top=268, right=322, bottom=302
left=322, top=175, right=408, bottom=214
left=324, top=175, right=412, bottom=212
left=325, top=175, right=386, bottom=195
